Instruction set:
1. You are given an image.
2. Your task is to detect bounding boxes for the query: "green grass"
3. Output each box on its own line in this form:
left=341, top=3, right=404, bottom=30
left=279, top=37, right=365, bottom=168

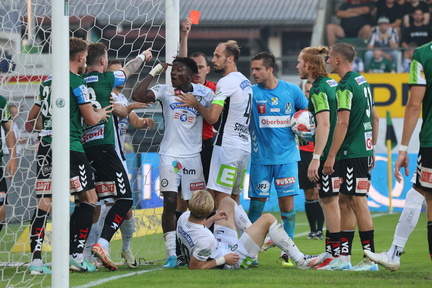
left=1, top=212, right=432, bottom=288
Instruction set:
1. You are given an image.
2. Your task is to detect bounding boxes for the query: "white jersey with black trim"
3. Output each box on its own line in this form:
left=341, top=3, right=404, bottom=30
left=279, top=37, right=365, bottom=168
left=150, top=83, right=214, bottom=157
left=213, top=72, right=252, bottom=153
left=176, top=211, right=227, bottom=266
left=111, top=92, right=129, bottom=151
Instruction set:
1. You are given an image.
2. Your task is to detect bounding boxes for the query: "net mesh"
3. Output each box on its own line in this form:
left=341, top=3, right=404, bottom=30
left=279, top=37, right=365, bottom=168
left=0, top=0, right=168, bottom=285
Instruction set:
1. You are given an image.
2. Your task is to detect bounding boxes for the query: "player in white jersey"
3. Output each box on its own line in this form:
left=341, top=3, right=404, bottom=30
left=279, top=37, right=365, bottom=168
left=178, top=40, right=252, bottom=208
left=177, top=190, right=328, bottom=269
left=132, top=57, right=214, bottom=268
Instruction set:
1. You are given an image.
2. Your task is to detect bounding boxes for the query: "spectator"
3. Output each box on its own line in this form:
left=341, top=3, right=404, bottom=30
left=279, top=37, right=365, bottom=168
left=403, top=0, right=430, bottom=27
left=326, top=0, right=373, bottom=46
left=1, top=103, right=23, bottom=156
left=402, top=42, right=417, bottom=73
left=366, top=46, right=396, bottom=73
left=401, top=8, right=432, bottom=48
left=373, top=0, right=404, bottom=34
left=352, top=55, right=365, bottom=73
left=364, top=16, right=399, bottom=70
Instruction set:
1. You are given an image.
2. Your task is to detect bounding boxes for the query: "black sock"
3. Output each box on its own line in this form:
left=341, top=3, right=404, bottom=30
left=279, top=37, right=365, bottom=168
left=329, top=232, right=341, bottom=257
left=359, top=230, right=375, bottom=254
left=340, top=230, right=355, bottom=257
left=100, top=199, right=132, bottom=242
left=30, top=209, right=49, bottom=261
left=70, top=202, right=95, bottom=255
left=315, top=201, right=325, bottom=232
left=428, top=221, right=432, bottom=261
left=305, top=200, right=317, bottom=232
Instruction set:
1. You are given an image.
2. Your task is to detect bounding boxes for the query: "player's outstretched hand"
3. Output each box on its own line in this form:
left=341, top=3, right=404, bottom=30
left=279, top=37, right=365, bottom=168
left=142, top=117, right=155, bottom=130
left=224, top=253, right=240, bottom=266
left=214, top=210, right=228, bottom=222
left=141, top=47, right=153, bottom=62
left=96, top=105, right=113, bottom=122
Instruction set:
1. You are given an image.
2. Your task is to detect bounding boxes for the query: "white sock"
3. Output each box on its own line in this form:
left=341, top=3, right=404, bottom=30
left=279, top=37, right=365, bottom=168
left=31, top=259, right=43, bottom=267
left=268, top=221, right=303, bottom=263
left=70, top=253, right=84, bottom=262
left=235, top=204, right=252, bottom=236
left=84, top=221, right=100, bottom=259
left=163, top=231, right=177, bottom=258
left=120, top=217, right=135, bottom=250
left=388, top=188, right=424, bottom=262
left=97, top=238, right=110, bottom=250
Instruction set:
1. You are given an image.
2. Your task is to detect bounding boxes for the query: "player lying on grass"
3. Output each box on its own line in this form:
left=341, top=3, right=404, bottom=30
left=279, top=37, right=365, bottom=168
left=176, top=189, right=328, bottom=269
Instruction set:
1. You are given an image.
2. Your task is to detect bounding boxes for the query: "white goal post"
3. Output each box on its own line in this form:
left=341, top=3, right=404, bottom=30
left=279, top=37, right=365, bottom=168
left=0, top=0, right=178, bottom=287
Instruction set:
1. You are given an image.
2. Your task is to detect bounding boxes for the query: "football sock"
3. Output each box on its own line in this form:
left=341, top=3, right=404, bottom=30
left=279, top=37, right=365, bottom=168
left=268, top=221, right=303, bottom=263
left=235, top=204, right=252, bottom=235
left=328, top=231, right=341, bottom=257
left=428, top=221, right=432, bottom=261
left=388, top=188, right=424, bottom=262
left=100, top=199, right=132, bottom=242
left=164, top=231, right=177, bottom=258
left=340, top=230, right=355, bottom=257
left=316, top=201, right=325, bottom=232
left=0, top=220, right=4, bottom=233
left=359, top=230, right=375, bottom=254
left=70, top=202, right=95, bottom=255
left=248, top=199, right=265, bottom=223
left=120, top=217, right=135, bottom=250
left=281, top=210, right=296, bottom=239
left=30, top=209, right=49, bottom=261
left=305, top=199, right=317, bottom=232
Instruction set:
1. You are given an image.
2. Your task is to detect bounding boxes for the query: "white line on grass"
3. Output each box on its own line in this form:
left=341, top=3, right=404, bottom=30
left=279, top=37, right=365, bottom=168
left=72, top=267, right=164, bottom=288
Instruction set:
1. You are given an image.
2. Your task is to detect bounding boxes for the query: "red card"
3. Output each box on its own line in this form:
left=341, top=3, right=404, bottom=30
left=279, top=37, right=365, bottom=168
left=189, top=10, right=201, bottom=24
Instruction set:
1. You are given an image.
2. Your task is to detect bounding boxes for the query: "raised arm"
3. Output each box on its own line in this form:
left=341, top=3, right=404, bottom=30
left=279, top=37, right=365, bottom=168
left=121, top=48, right=153, bottom=79
left=132, top=63, right=169, bottom=103
left=179, top=18, right=192, bottom=57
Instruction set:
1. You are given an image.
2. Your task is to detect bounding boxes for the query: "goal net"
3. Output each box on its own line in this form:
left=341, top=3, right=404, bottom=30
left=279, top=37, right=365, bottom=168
left=0, top=0, right=173, bottom=286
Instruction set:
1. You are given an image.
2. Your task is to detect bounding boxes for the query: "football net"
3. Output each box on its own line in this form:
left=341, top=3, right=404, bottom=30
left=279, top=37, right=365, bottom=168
left=0, top=0, right=172, bottom=286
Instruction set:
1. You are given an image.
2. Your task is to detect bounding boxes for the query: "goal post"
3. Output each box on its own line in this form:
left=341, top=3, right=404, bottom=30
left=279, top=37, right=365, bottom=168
left=0, top=0, right=179, bottom=286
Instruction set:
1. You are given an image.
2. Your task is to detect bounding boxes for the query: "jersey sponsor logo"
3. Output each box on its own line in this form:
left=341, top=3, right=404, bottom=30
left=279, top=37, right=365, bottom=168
left=256, top=180, right=271, bottom=195
left=178, top=226, right=195, bottom=248
left=239, top=80, right=251, bottom=90
left=365, top=131, right=373, bottom=151
left=161, top=179, right=169, bottom=187
left=420, top=168, right=432, bottom=188
left=270, top=108, right=280, bottom=112
left=275, top=177, right=296, bottom=187
left=258, top=104, right=266, bottom=114
left=271, top=97, right=278, bottom=106
left=70, top=176, right=83, bottom=193
left=259, top=116, right=290, bottom=128
left=326, top=79, right=338, bottom=87
left=363, top=122, right=372, bottom=130
left=355, top=75, right=367, bottom=85
left=356, top=178, right=370, bottom=194
left=84, top=75, right=98, bottom=83
left=174, top=112, right=195, bottom=123
left=331, top=177, right=341, bottom=192
left=169, top=102, right=199, bottom=116
left=190, top=181, right=205, bottom=191
left=82, top=124, right=105, bottom=143
left=234, top=123, right=250, bottom=141
left=36, top=180, right=52, bottom=193
left=216, top=164, right=238, bottom=188
left=95, top=182, right=116, bottom=197
left=113, top=70, right=125, bottom=79
left=230, top=244, right=239, bottom=252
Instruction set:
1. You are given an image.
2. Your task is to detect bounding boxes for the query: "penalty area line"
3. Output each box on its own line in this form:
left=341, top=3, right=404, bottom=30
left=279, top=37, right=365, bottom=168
left=72, top=267, right=164, bottom=288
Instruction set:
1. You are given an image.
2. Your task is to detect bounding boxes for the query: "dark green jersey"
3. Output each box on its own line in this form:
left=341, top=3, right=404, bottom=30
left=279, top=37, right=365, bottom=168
left=308, top=76, right=338, bottom=160
left=367, top=57, right=393, bottom=73
left=36, top=72, right=91, bottom=152
left=82, top=71, right=126, bottom=148
left=0, top=95, right=11, bottom=158
left=409, top=41, right=432, bottom=148
left=336, top=71, right=375, bottom=160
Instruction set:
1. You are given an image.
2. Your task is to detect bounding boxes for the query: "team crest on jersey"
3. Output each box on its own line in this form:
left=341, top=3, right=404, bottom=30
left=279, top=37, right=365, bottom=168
left=271, top=97, right=278, bottom=106
left=197, top=249, right=212, bottom=257
left=326, top=79, right=338, bottom=87
left=161, top=179, right=169, bottom=187
left=256, top=180, right=270, bottom=194
left=354, top=76, right=367, bottom=85
left=285, top=103, right=292, bottom=114
left=174, top=112, right=194, bottom=123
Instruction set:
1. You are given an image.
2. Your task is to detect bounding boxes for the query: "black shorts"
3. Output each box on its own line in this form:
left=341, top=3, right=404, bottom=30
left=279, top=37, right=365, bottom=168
left=85, top=144, right=132, bottom=200
left=317, top=160, right=340, bottom=199
left=36, top=140, right=95, bottom=197
left=298, top=150, right=317, bottom=190
left=338, top=156, right=372, bottom=197
left=0, top=167, right=7, bottom=205
left=415, top=147, right=432, bottom=193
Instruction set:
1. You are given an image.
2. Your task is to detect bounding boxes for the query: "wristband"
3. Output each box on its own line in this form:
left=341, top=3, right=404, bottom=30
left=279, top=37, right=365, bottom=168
left=399, top=145, right=408, bottom=152
left=215, top=256, right=225, bottom=266
left=136, top=54, right=145, bottom=62
left=312, top=154, right=321, bottom=160
left=373, top=145, right=376, bottom=150
left=149, top=64, right=164, bottom=77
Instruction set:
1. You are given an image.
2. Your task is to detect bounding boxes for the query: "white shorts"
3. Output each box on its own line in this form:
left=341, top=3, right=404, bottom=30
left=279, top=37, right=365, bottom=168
left=207, top=146, right=250, bottom=195
left=214, top=224, right=260, bottom=269
left=159, top=154, right=205, bottom=200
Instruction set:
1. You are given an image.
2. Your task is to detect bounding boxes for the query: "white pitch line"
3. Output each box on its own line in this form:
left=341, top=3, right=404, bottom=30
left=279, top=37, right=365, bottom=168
left=72, top=267, right=164, bottom=288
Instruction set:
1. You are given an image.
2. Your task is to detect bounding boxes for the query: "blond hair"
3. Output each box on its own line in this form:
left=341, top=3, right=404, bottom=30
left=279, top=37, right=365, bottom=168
left=300, top=46, right=328, bottom=79
left=188, top=190, right=214, bottom=219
